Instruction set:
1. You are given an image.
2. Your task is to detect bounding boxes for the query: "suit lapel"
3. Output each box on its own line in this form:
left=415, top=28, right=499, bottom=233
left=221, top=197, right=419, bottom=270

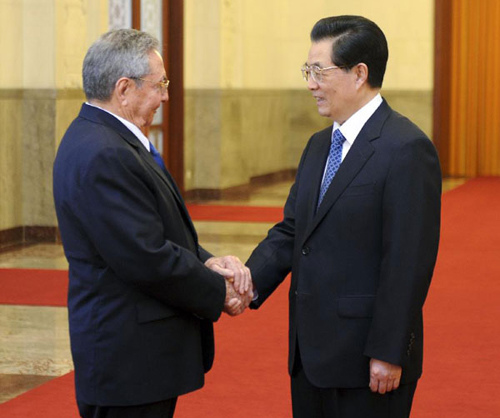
left=140, top=146, right=185, bottom=206
left=140, top=148, right=200, bottom=241
left=302, top=100, right=391, bottom=243
left=313, top=137, right=374, bottom=219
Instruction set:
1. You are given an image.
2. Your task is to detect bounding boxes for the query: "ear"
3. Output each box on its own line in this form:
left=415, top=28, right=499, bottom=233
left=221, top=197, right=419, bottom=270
left=114, top=77, right=134, bottom=105
left=354, top=63, right=369, bottom=88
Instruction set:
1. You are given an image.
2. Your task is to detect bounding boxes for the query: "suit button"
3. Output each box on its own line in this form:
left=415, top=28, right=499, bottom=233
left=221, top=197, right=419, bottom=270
left=301, top=246, right=310, bottom=255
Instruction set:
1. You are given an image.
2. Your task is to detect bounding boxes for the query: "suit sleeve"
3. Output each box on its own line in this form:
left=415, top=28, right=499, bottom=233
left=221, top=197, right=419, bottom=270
left=75, top=145, right=225, bottom=322
left=246, top=188, right=295, bottom=307
left=246, top=136, right=314, bottom=307
left=364, top=135, right=441, bottom=365
left=198, top=246, right=214, bottom=263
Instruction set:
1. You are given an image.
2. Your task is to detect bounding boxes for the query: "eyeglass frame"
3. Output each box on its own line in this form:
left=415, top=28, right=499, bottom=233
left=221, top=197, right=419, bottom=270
left=301, top=63, right=346, bottom=83
left=130, top=76, right=170, bottom=93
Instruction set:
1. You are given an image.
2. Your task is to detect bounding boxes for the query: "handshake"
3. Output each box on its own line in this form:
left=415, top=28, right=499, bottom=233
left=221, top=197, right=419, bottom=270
left=205, top=256, right=254, bottom=316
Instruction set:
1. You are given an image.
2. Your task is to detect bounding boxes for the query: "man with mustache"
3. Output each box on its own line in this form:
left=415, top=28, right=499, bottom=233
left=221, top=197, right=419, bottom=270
left=53, top=29, right=252, bottom=418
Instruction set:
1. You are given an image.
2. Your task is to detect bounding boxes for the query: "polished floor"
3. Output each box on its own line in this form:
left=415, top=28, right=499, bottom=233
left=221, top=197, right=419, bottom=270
left=0, top=178, right=465, bottom=405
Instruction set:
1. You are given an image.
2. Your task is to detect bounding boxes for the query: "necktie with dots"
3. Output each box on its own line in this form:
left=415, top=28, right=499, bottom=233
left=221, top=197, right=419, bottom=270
left=317, top=129, right=346, bottom=208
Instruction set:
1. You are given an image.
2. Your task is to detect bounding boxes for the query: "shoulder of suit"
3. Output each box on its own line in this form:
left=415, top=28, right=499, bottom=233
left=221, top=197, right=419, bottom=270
left=62, top=116, right=137, bottom=160
left=308, top=124, right=333, bottom=142
left=380, top=106, right=430, bottom=142
left=389, top=114, right=428, bottom=138
left=75, top=104, right=141, bottom=149
left=317, top=124, right=333, bottom=136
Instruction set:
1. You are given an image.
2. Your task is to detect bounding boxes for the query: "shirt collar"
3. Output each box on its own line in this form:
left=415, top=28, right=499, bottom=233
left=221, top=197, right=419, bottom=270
left=335, top=93, right=383, bottom=145
left=85, top=102, right=150, bottom=151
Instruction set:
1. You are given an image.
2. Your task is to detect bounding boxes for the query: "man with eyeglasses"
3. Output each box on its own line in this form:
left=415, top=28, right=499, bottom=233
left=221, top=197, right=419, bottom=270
left=247, top=16, right=441, bottom=417
left=53, top=29, right=253, bottom=418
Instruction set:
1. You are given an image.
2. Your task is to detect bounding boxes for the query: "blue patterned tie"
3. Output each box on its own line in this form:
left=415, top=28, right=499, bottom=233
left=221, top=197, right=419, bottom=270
left=149, top=142, right=167, bottom=173
left=318, top=129, right=346, bottom=207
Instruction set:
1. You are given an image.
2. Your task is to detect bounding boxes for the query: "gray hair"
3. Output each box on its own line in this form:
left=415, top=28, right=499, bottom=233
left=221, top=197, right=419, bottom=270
left=82, top=29, right=160, bottom=101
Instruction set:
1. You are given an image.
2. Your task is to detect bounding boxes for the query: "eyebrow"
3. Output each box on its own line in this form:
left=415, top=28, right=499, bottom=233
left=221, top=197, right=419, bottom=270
left=152, top=75, right=168, bottom=83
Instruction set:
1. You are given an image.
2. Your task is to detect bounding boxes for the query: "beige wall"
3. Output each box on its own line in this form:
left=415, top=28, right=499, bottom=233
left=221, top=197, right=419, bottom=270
left=0, top=0, right=434, bottom=233
left=184, top=0, right=434, bottom=90
left=0, top=1, right=23, bottom=88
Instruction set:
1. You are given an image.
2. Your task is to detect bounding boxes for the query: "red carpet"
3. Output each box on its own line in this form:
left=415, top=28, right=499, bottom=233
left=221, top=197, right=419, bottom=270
left=0, top=372, right=80, bottom=417
left=411, top=177, right=500, bottom=417
left=0, top=279, right=291, bottom=418
left=0, top=268, right=68, bottom=306
left=186, top=204, right=283, bottom=223
left=1, top=177, right=500, bottom=417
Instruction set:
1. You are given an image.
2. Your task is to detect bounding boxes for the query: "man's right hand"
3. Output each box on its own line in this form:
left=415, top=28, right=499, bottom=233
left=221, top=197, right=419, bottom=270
left=223, top=278, right=253, bottom=316
left=205, top=255, right=252, bottom=295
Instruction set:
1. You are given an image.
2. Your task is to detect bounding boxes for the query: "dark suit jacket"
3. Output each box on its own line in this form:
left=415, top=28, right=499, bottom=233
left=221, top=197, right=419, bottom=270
left=247, top=99, right=441, bottom=389
left=53, top=104, right=226, bottom=406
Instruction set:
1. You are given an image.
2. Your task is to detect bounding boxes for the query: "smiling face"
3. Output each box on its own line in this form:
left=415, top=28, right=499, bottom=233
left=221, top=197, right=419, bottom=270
left=306, top=38, right=359, bottom=125
left=125, top=50, right=168, bottom=129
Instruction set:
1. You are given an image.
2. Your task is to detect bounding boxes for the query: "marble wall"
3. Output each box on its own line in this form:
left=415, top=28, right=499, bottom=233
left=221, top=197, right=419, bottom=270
left=1, top=86, right=432, bottom=237
left=0, top=89, right=84, bottom=237
left=184, top=89, right=331, bottom=191
left=184, top=88, right=432, bottom=193
left=21, top=90, right=57, bottom=227
left=182, top=0, right=435, bottom=195
left=0, top=91, right=24, bottom=231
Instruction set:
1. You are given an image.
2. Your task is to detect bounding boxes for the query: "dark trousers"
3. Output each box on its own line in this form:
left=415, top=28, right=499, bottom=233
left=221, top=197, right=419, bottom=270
left=77, top=397, right=177, bottom=418
left=291, top=352, right=416, bottom=418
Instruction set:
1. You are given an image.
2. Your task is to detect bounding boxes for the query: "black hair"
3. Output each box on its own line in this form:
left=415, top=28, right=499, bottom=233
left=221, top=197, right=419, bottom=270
left=311, top=15, right=388, bottom=88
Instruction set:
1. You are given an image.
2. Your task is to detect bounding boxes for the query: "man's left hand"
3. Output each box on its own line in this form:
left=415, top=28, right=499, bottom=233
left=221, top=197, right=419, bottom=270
left=205, top=255, right=252, bottom=295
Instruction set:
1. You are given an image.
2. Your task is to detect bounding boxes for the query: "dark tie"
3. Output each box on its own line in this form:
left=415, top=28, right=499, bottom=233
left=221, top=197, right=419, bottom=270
left=149, top=142, right=167, bottom=173
left=318, top=129, right=346, bottom=207
left=148, top=141, right=185, bottom=202
left=148, top=141, right=198, bottom=242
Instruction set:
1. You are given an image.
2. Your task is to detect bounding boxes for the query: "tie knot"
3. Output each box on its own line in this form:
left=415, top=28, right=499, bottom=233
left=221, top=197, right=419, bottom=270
left=332, top=129, right=345, bottom=147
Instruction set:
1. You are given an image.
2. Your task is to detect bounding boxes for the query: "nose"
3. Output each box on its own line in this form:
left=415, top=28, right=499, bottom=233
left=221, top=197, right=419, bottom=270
left=307, top=77, right=319, bottom=91
left=161, top=89, right=169, bottom=102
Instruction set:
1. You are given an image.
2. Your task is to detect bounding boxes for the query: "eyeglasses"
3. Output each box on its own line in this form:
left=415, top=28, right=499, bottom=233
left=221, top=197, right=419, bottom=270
left=301, top=63, right=344, bottom=83
left=131, top=77, right=170, bottom=93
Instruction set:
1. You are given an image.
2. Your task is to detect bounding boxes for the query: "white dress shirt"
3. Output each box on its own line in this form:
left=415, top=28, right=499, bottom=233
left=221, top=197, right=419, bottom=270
left=321, top=93, right=383, bottom=183
left=336, top=93, right=383, bottom=161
